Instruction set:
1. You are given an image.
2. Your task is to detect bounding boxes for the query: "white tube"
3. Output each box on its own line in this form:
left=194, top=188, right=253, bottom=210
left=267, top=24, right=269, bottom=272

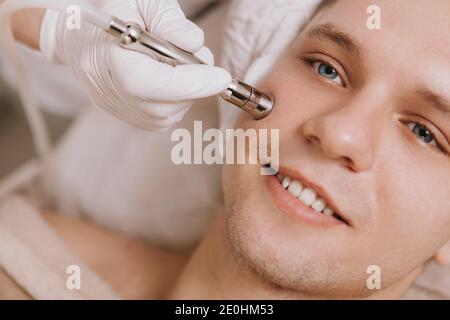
left=0, top=0, right=112, bottom=30
left=0, top=0, right=113, bottom=163
left=0, top=160, right=40, bottom=200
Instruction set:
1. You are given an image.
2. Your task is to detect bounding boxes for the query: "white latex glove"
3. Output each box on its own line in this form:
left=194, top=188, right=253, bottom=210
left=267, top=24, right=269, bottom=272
left=40, top=0, right=232, bottom=131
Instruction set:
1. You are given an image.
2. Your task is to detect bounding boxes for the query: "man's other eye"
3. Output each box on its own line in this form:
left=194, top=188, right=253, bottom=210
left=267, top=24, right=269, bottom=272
left=406, top=122, right=438, bottom=148
left=311, top=61, right=344, bottom=86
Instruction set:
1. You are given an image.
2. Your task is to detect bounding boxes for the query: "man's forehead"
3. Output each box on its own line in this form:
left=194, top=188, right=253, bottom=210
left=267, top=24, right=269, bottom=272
left=315, top=0, right=450, bottom=38
left=301, top=3, right=450, bottom=118
left=307, top=0, right=450, bottom=61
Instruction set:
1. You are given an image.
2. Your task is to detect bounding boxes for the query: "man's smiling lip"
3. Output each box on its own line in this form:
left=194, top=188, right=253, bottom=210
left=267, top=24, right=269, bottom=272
left=264, top=166, right=352, bottom=228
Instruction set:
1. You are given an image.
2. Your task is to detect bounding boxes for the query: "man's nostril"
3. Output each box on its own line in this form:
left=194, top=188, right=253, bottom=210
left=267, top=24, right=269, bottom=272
left=342, top=156, right=356, bottom=171
left=303, top=132, right=320, bottom=146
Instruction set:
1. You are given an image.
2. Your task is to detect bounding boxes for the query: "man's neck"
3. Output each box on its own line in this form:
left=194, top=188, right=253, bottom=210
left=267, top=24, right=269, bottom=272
left=167, top=213, right=294, bottom=299
left=167, top=213, right=420, bottom=300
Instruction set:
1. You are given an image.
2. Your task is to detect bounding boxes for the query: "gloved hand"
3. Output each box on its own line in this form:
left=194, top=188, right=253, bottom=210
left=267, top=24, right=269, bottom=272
left=40, top=0, right=231, bottom=131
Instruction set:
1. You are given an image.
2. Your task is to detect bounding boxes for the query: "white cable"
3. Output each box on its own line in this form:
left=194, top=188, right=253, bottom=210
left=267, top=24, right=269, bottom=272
left=0, top=0, right=112, bottom=162
left=0, top=160, right=40, bottom=200
left=0, top=0, right=112, bottom=195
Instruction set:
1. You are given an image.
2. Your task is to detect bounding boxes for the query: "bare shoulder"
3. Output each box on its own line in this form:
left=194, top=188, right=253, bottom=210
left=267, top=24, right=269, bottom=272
left=42, top=212, right=189, bottom=299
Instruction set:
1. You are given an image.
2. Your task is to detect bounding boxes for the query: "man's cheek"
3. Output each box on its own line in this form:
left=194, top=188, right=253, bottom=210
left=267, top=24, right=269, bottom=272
left=376, top=183, right=443, bottom=260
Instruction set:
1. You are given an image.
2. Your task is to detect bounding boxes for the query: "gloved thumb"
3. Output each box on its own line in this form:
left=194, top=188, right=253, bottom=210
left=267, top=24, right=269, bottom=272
left=110, top=44, right=231, bottom=102
left=137, top=0, right=205, bottom=53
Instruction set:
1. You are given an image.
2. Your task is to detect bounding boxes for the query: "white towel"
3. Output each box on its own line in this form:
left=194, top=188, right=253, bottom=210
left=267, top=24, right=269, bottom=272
left=0, top=195, right=119, bottom=300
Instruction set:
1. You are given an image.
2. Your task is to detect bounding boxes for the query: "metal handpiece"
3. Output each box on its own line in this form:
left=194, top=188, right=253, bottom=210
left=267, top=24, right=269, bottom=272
left=107, top=18, right=274, bottom=120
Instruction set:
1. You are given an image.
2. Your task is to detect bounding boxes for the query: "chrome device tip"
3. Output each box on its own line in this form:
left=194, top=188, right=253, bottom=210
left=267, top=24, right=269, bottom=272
left=220, top=79, right=274, bottom=120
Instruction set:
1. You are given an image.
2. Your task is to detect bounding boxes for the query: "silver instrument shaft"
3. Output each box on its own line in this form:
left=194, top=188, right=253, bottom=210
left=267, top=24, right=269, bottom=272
left=107, top=18, right=274, bottom=120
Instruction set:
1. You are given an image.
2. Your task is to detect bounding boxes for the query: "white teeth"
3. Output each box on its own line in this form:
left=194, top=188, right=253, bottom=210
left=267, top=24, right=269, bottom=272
left=323, top=207, right=334, bottom=216
left=276, top=173, right=340, bottom=219
left=311, top=198, right=326, bottom=212
left=281, top=176, right=291, bottom=189
left=287, top=180, right=303, bottom=198
left=299, top=188, right=317, bottom=206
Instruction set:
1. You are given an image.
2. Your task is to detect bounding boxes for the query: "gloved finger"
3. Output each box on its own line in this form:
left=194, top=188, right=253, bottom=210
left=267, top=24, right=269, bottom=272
left=129, top=109, right=185, bottom=132
left=141, top=110, right=188, bottom=130
left=137, top=0, right=205, bottom=53
left=140, top=101, right=192, bottom=119
left=107, top=0, right=210, bottom=64
left=194, top=47, right=214, bottom=66
left=110, top=46, right=231, bottom=102
left=134, top=121, right=176, bottom=133
left=158, top=107, right=191, bottom=125
left=100, top=0, right=146, bottom=29
left=151, top=64, right=232, bottom=102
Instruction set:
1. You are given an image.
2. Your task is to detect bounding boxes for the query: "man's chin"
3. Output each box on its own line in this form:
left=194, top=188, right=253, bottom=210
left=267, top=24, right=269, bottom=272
left=225, top=202, right=391, bottom=299
left=223, top=167, right=385, bottom=298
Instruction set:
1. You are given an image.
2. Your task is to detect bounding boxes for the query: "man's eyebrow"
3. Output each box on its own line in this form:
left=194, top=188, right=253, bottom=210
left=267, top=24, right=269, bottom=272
left=306, top=23, right=362, bottom=58
left=416, top=87, right=450, bottom=114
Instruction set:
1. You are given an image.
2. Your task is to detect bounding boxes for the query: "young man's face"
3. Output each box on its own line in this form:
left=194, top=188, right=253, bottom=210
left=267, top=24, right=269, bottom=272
left=222, top=0, right=450, bottom=298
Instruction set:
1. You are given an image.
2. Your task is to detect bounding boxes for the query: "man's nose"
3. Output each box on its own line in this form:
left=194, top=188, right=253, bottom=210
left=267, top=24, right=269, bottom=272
left=301, top=93, right=383, bottom=172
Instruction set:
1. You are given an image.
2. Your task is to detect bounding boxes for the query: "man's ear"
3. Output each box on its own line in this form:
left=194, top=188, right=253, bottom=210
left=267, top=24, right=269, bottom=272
left=435, top=239, right=450, bottom=266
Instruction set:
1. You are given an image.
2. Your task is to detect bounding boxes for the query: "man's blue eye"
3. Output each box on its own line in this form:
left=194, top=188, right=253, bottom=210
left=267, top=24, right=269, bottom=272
left=410, top=123, right=436, bottom=145
left=318, top=63, right=338, bottom=79
left=311, top=61, right=344, bottom=86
